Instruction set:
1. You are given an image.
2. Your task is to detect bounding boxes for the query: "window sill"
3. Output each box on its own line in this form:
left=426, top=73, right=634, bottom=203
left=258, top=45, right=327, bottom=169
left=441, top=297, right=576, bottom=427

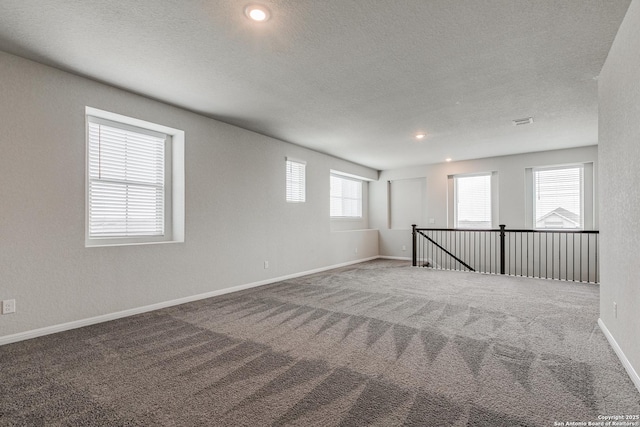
left=331, top=228, right=378, bottom=233
left=85, top=238, right=183, bottom=248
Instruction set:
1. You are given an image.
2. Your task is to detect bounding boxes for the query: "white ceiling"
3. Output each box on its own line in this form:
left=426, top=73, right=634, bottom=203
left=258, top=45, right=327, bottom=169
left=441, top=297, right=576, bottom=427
left=0, top=0, right=631, bottom=170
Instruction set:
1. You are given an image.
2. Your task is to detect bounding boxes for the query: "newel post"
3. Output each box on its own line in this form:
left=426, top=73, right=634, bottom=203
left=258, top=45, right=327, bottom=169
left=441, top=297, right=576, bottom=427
left=499, top=224, right=506, bottom=275
left=412, top=224, right=417, bottom=267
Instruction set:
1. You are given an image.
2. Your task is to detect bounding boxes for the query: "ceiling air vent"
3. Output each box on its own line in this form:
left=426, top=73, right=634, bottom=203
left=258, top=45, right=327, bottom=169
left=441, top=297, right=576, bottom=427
left=512, top=117, right=534, bottom=126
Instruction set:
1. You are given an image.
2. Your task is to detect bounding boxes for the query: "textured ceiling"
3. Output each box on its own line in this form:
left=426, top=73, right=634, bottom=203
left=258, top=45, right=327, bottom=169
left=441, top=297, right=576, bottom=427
left=0, top=0, right=631, bottom=170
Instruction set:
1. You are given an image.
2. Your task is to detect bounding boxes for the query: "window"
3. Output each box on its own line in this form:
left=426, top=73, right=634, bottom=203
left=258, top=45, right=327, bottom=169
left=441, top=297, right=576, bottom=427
left=454, top=174, right=492, bottom=229
left=286, top=158, right=306, bottom=202
left=533, top=166, right=583, bottom=229
left=86, top=107, right=184, bottom=246
left=330, top=172, right=362, bottom=218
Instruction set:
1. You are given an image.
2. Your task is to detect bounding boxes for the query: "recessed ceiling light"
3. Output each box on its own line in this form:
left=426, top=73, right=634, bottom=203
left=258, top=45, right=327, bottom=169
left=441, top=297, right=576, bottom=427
left=414, top=132, right=426, bottom=140
left=245, top=4, right=271, bottom=22
left=445, top=158, right=452, bottom=162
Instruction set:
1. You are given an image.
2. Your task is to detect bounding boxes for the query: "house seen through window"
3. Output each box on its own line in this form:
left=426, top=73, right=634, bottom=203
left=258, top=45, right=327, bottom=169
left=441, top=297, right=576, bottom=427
left=533, top=166, right=583, bottom=229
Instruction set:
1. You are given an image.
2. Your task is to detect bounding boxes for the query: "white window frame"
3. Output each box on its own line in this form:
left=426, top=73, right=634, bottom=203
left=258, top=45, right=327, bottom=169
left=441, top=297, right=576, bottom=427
left=330, top=171, right=363, bottom=219
left=453, top=172, right=493, bottom=229
left=285, top=158, right=306, bottom=203
left=85, top=107, right=184, bottom=247
left=532, top=164, right=584, bottom=230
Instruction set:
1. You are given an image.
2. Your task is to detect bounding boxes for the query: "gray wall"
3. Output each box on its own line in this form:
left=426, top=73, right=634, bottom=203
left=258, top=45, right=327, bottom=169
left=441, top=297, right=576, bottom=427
left=0, top=51, right=379, bottom=338
left=599, top=0, right=640, bottom=383
left=370, top=146, right=598, bottom=258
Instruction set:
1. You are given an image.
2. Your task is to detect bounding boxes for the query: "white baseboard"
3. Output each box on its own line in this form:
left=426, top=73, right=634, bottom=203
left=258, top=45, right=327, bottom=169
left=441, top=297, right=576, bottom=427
left=378, top=256, right=412, bottom=261
left=598, top=318, right=640, bottom=394
left=0, top=256, right=379, bottom=347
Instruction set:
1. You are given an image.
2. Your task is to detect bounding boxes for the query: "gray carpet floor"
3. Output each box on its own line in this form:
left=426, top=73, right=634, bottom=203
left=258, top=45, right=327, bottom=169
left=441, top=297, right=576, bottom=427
left=1, top=259, right=639, bottom=426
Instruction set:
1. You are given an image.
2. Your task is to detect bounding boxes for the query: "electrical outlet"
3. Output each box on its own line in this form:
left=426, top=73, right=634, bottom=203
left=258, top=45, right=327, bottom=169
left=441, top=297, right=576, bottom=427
left=614, top=302, right=617, bottom=318
left=402, top=245, right=407, bottom=251
left=2, top=299, right=16, bottom=315
left=354, top=247, right=358, bottom=254
left=264, top=261, right=269, bottom=269
left=428, top=218, right=435, bottom=224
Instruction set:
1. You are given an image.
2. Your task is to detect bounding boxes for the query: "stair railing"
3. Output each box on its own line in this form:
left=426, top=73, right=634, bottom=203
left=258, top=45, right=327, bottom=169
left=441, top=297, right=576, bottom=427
left=412, top=224, right=599, bottom=283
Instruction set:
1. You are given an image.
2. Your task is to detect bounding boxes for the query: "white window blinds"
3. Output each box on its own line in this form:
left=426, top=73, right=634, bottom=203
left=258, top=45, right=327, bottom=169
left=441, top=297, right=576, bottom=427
left=455, top=174, right=491, bottom=229
left=88, top=117, right=166, bottom=237
left=330, top=173, right=362, bottom=217
left=286, top=158, right=306, bottom=202
left=534, top=166, right=583, bottom=229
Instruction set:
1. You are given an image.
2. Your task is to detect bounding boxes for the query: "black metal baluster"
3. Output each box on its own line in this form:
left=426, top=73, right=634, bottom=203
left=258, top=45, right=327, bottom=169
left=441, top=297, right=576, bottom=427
left=464, top=231, right=466, bottom=271
left=449, top=229, right=452, bottom=271
left=444, top=230, right=447, bottom=270
left=438, top=230, right=441, bottom=270
left=412, top=225, right=416, bottom=266
left=532, top=232, right=535, bottom=278
left=511, top=232, right=514, bottom=275
left=496, top=231, right=499, bottom=274
left=538, top=232, right=541, bottom=279
left=484, top=231, right=487, bottom=273
left=498, top=230, right=501, bottom=275
left=551, top=233, right=555, bottom=280
left=499, top=225, right=505, bottom=275
left=450, top=230, right=453, bottom=271
left=434, top=231, right=436, bottom=269
left=508, top=232, right=511, bottom=275
left=544, top=233, right=548, bottom=279
left=431, top=230, right=434, bottom=269
left=432, top=230, right=435, bottom=268
left=423, top=231, right=426, bottom=268
left=430, top=230, right=433, bottom=268
left=422, top=229, right=425, bottom=267
left=564, top=233, right=567, bottom=281
left=450, top=230, right=453, bottom=270
left=416, top=231, right=419, bottom=266
left=454, top=230, right=458, bottom=271
left=489, top=231, right=497, bottom=274
left=474, top=231, right=477, bottom=272
left=429, top=230, right=432, bottom=268
left=443, top=230, right=446, bottom=270
left=486, top=231, right=489, bottom=273
left=418, top=230, right=421, bottom=267
left=587, top=233, right=591, bottom=283
left=580, top=233, right=583, bottom=282
left=428, top=230, right=431, bottom=268
left=526, top=232, right=529, bottom=277
left=454, top=230, right=456, bottom=271
left=595, top=234, right=600, bottom=283
left=572, top=233, right=576, bottom=281
left=468, top=231, right=471, bottom=272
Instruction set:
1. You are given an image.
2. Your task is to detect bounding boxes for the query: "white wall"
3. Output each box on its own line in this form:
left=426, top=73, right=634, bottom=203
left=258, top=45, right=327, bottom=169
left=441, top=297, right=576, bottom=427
left=0, top=51, right=378, bottom=339
left=370, top=146, right=598, bottom=258
left=598, top=0, right=640, bottom=389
